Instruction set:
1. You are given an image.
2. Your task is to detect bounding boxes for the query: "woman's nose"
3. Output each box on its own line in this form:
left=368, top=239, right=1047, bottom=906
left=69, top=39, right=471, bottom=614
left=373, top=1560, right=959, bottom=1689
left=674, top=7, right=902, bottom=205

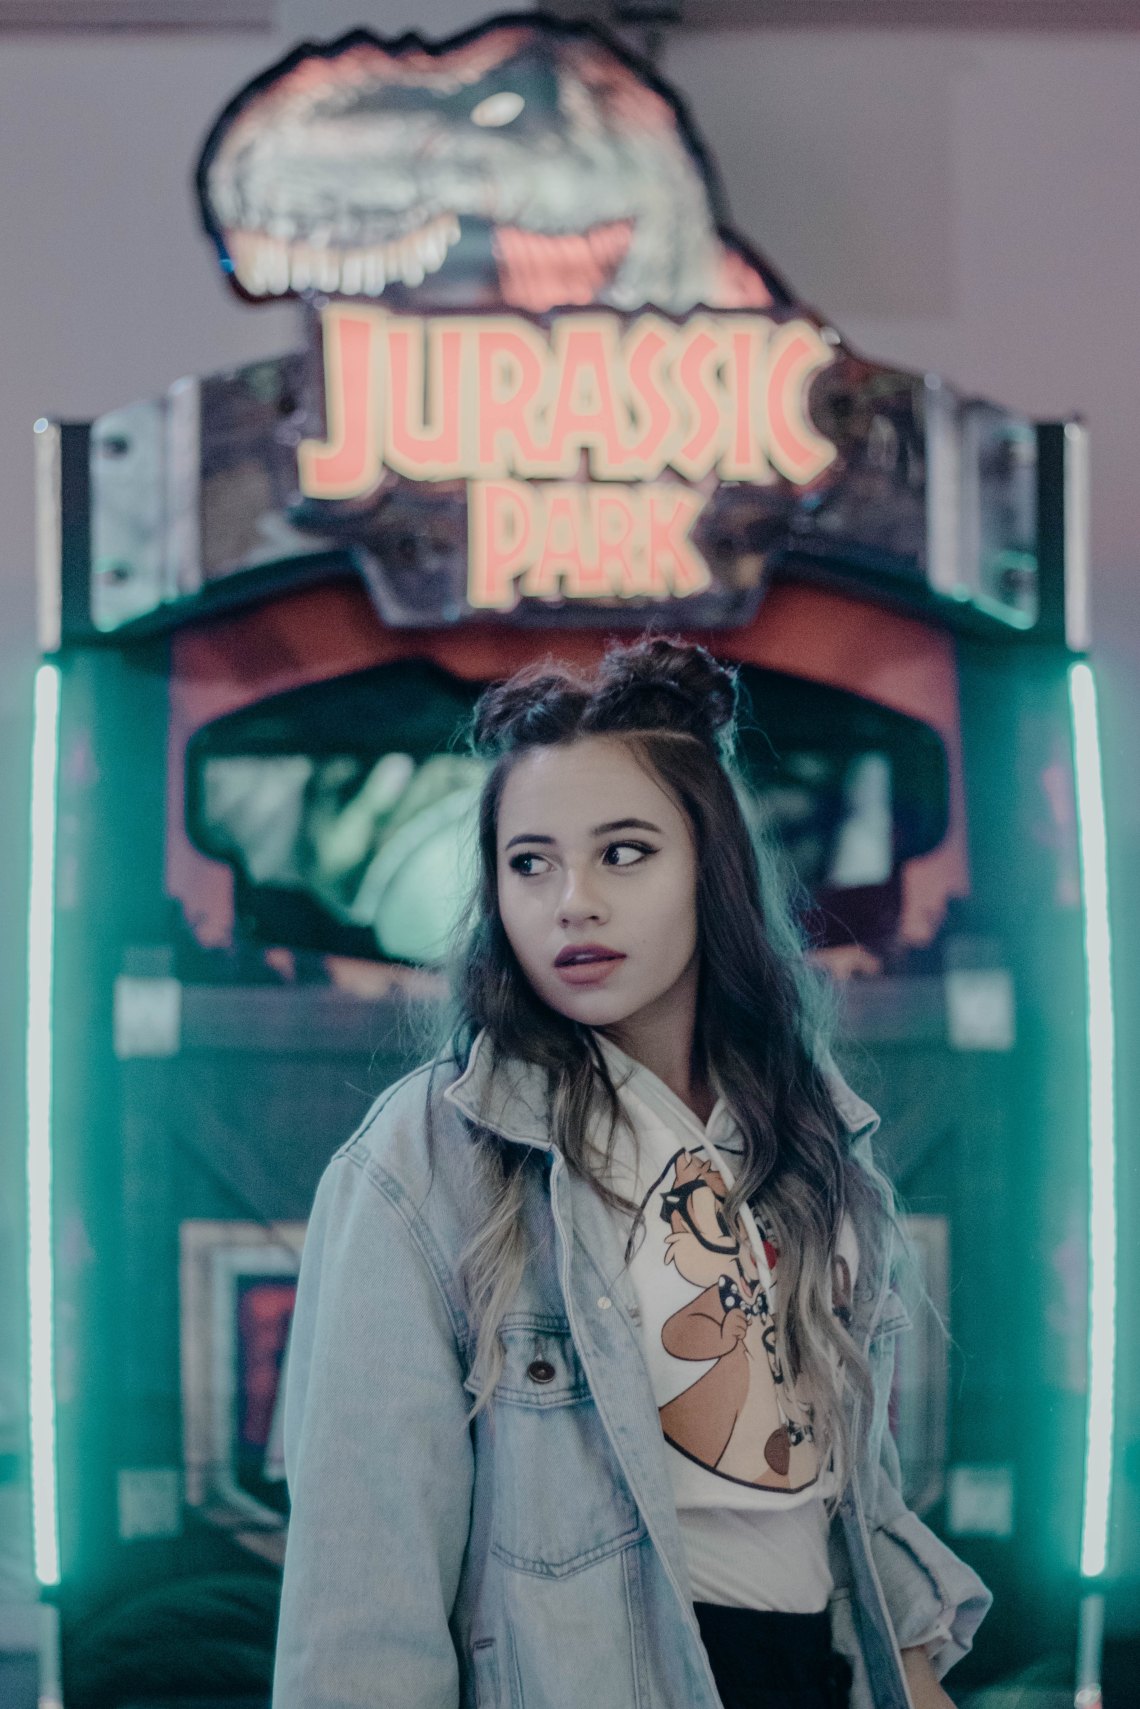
left=558, top=866, right=606, bottom=925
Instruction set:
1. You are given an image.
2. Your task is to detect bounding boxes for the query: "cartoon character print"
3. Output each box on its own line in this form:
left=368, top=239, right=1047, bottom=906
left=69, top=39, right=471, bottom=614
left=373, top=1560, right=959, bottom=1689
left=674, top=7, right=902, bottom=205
left=653, top=1149, right=819, bottom=1491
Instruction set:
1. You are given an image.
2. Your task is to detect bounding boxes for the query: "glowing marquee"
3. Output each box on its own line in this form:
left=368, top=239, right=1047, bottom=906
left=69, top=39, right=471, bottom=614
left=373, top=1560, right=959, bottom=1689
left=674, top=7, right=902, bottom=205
left=299, top=304, right=837, bottom=612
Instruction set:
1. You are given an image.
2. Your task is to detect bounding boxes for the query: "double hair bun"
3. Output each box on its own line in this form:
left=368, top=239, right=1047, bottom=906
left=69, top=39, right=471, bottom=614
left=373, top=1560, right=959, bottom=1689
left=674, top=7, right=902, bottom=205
left=471, top=636, right=737, bottom=755
left=591, top=636, right=736, bottom=749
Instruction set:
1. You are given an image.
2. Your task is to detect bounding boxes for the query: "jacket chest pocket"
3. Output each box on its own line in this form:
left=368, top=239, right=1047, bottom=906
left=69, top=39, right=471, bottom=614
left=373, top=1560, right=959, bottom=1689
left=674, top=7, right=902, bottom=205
left=868, top=1288, right=911, bottom=1380
left=866, top=1287, right=911, bottom=1449
left=482, top=1318, right=645, bottom=1577
left=869, top=1288, right=911, bottom=1346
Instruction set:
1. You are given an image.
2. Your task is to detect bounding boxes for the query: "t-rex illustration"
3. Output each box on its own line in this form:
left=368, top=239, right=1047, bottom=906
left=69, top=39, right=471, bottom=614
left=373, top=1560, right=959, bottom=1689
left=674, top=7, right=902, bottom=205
left=198, top=16, right=789, bottom=317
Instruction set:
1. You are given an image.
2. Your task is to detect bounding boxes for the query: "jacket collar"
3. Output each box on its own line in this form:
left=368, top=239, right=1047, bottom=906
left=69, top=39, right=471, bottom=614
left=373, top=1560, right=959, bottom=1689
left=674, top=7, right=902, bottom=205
left=442, top=1028, right=553, bottom=1148
left=819, top=1049, right=881, bottom=1140
left=443, top=1026, right=880, bottom=1148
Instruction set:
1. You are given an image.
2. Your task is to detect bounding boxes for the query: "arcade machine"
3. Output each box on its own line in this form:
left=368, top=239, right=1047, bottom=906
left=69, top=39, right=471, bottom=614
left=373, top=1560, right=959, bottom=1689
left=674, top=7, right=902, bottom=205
left=25, top=17, right=1113, bottom=1707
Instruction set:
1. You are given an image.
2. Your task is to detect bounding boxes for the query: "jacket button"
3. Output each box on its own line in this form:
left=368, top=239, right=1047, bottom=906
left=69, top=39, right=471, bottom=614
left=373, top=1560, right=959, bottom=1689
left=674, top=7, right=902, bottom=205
left=526, top=1359, right=556, bottom=1384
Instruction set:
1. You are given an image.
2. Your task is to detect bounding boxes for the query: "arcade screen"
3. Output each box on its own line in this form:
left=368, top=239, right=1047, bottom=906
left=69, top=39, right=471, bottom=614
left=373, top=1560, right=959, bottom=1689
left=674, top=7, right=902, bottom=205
left=185, top=656, right=949, bottom=964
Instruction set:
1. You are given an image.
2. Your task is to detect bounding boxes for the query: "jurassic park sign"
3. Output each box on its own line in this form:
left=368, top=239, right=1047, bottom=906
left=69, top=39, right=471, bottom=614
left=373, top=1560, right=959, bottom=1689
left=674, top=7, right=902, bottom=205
left=193, top=14, right=925, bottom=628
left=296, top=305, right=836, bottom=610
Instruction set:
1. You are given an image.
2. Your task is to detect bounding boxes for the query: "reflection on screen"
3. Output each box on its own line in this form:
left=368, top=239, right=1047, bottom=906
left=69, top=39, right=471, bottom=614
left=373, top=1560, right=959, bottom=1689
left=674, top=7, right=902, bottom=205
left=739, top=749, right=892, bottom=891
left=204, top=750, right=484, bottom=965
left=200, top=743, right=896, bottom=966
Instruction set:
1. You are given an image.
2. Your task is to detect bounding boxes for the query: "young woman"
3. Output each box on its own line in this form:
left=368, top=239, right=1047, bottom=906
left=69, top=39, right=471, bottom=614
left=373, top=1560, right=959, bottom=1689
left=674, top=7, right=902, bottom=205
left=272, top=637, right=990, bottom=1709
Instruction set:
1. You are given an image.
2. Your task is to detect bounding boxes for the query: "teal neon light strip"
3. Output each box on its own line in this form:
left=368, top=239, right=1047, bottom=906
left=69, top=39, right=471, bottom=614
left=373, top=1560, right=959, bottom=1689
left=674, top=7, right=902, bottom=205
left=1070, top=662, right=1117, bottom=1580
left=27, top=663, right=61, bottom=1587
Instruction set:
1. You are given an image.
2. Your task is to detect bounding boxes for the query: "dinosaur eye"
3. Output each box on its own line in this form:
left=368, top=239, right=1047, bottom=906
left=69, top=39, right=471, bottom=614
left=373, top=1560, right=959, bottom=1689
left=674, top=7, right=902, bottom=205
left=471, top=91, right=525, bottom=127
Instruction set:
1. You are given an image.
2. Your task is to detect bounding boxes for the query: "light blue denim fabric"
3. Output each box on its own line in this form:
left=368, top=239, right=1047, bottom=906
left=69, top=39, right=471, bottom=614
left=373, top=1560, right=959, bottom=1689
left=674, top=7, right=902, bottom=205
left=272, top=1036, right=991, bottom=1709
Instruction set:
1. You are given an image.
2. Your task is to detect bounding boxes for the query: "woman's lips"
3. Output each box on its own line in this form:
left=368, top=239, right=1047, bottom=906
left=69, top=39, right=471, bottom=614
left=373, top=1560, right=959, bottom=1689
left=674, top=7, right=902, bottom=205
left=553, top=953, right=626, bottom=987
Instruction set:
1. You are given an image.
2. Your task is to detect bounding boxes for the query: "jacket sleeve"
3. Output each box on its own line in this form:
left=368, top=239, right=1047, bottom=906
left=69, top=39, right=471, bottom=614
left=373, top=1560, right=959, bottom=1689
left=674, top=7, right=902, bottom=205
left=865, top=1422, right=992, bottom=1681
left=272, top=1142, right=475, bottom=1709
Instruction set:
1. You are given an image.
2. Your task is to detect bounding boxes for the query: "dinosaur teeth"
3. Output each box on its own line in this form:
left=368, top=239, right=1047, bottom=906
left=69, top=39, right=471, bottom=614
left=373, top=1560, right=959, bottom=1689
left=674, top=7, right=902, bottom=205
left=339, top=250, right=365, bottom=295
left=492, top=219, right=634, bottom=314
left=226, top=214, right=461, bottom=296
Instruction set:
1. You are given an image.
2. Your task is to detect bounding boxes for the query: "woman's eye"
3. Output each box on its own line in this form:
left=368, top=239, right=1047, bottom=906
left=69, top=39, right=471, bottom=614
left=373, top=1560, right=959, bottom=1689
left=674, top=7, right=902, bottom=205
left=508, top=851, right=550, bottom=877
left=602, top=842, right=653, bottom=867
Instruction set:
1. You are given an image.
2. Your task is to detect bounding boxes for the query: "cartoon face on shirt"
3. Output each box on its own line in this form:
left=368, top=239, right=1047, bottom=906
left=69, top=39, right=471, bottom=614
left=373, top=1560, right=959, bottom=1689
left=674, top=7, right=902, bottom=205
left=659, top=1151, right=761, bottom=1292
left=646, top=1146, right=819, bottom=1491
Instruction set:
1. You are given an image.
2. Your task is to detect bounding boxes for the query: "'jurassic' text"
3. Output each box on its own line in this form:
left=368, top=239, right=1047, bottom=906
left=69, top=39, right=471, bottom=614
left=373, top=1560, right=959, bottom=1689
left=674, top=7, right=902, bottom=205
left=298, top=304, right=838, bottom=609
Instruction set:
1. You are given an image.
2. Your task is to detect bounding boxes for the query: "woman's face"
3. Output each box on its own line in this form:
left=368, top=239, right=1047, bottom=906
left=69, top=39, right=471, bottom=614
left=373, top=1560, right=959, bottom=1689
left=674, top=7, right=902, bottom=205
left=496, top=736, right=700, bottom=1033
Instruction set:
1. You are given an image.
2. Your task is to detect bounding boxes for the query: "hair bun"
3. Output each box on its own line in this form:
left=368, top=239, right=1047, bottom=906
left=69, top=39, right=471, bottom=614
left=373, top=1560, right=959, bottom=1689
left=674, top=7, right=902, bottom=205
left=590, top=636, right=737, bottom=748
left=470, top=659, right=590, bottom=755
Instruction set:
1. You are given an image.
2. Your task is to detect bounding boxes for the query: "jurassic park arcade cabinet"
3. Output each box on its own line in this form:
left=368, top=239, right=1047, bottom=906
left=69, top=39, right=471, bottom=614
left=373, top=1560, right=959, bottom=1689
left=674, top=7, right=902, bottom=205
left=28, top=16, right=1105, bottom=1708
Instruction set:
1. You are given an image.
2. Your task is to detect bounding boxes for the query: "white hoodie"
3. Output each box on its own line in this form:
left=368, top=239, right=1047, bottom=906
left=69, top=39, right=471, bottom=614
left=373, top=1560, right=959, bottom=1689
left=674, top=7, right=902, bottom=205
left=593, top=1033, right=859, bottom=1612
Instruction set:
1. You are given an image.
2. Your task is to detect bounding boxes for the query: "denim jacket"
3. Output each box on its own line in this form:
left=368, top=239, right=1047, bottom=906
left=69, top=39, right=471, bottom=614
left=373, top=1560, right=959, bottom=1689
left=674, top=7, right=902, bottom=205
left=272, top=1034, right=991, bottom=1709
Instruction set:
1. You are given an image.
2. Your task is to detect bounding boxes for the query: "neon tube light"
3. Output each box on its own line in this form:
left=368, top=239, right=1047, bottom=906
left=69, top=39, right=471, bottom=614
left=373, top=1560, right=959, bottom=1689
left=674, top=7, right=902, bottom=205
left=1070, top=662, right=1116, bottom=1580
left=27, top=662, right=61, bottom=1587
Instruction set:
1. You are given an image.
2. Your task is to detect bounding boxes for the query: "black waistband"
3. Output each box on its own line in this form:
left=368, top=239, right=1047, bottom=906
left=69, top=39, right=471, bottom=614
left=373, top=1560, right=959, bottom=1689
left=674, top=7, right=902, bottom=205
left=693, top=1604, right=833, bottom=1651
left=693, top=1603, right=851, bottom=1709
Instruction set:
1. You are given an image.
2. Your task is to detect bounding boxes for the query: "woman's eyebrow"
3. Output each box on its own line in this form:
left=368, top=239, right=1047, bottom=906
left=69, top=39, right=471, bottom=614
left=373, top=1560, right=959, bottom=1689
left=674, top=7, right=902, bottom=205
left=504, top=817, right=662, bottom=850
left=591, top=818, right=662, bottom=837
left=505, top=833, right=556, bottom=849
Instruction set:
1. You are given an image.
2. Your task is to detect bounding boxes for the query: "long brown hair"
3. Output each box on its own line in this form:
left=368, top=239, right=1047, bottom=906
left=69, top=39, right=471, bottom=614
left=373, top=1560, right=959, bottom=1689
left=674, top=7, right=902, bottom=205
left=440, top=634, right=891, bottom=1490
